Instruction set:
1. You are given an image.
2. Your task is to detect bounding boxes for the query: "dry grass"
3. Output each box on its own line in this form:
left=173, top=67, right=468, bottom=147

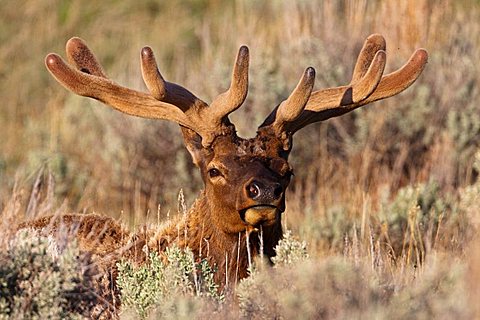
left=1, top=0, right=479, bottom=318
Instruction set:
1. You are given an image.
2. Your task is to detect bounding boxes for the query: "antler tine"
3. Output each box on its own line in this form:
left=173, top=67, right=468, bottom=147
left=351, top=34, right=386, bottom=83
left=271, top=67, right=316, bottom=133
left=358, top=48, right=428, bottom=104
left=140, top=46, right=206, bottom=112
left=140, top=46, right=167, bottom=101
left=209, top=46, right=249, bottom=122
left=45, top=40, right=197, bottom=130
left=65, top=37, right=107, bottom=78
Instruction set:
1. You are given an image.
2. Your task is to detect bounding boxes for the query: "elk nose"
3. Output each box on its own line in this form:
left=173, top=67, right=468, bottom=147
left=246, top=180, right=283, bottom=201
left=273, top=183, right=283, bottom=198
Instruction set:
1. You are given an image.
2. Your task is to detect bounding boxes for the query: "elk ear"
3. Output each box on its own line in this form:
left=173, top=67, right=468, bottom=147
left=181, top=127, right=204, bottom=166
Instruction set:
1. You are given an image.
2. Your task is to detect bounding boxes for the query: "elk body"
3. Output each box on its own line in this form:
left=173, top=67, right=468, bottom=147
left=20, top=34, right=427, bottom=316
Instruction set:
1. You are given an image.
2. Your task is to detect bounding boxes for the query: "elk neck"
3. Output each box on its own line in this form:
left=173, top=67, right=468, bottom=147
left=137, top=189, right=283, bottom=287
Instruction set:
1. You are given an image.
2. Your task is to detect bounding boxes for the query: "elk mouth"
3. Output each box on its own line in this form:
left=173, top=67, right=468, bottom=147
left=239, top=205, right=279, bottom=227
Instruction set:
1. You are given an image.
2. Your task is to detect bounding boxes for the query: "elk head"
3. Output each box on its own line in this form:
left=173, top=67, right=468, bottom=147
left=45, top=34, right=428, bottom=240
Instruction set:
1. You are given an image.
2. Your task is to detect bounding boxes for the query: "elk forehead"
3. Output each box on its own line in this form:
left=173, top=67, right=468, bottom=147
left=206, top=133, right=292, bottom=176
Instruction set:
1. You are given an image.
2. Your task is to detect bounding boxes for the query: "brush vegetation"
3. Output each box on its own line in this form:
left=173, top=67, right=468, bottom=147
left=1, top=0, right=479, bottom=318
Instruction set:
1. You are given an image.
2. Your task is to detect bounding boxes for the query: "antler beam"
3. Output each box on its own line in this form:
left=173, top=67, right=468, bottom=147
left=260, top=34, right=428, bottom=135
left=46, top=38, right=200, bottom=130
left=46, top=35, right=427, bottom=149
left=46, top=38, right=251, bottom=147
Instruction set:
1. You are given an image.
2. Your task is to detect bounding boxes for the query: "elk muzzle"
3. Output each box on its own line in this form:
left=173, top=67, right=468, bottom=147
left=239, top=179, right=285, bottom=227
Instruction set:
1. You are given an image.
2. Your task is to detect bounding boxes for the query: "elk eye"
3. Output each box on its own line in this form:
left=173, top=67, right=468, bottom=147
left=208, top=168, right=222, bottom=178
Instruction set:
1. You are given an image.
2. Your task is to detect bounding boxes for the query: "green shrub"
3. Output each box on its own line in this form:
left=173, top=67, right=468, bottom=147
left=379, top=182, right=452, bottom=227
left=238, top=229, right=309, bottom=316
left=271, top=230, right=309, bottom=266
left=116, top=245, right=222, bottom=319
left=237, top=255, right=469, bottom=320
left=298, top=204, right=354, bottom=251
left=377, top=181, right=471, bottom=257
left=458, top=150, right=480, bottom=223
left=0, top=230, right=96, bottom=319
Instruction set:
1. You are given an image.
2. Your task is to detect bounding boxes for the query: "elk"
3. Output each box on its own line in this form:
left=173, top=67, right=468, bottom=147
left=20, top=34, right=427, bottom=315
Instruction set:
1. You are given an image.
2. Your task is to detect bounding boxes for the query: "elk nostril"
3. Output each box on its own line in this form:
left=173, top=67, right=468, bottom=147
left=247, top=182, right=261, bottom=199
left=273, top=184, right=283, bottom=198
